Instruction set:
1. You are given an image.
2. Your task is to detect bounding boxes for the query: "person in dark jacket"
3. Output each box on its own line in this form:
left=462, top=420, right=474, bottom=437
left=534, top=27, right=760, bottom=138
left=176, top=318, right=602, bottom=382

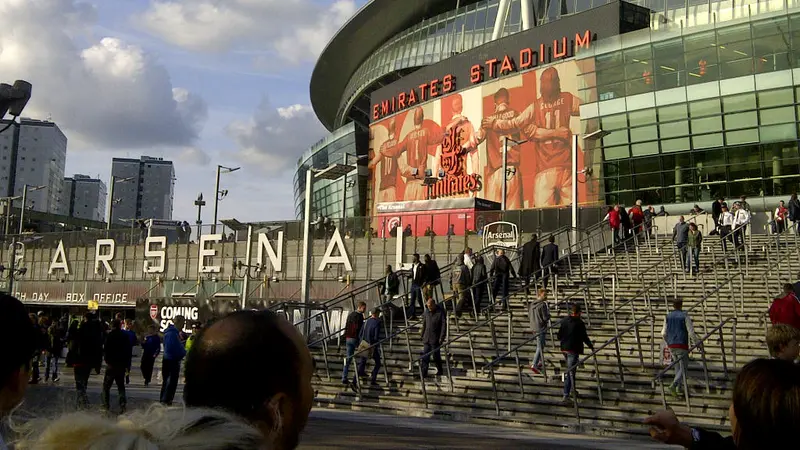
left=557, top=304, right=593, bottom=403
left=541, top=235, right=559, bottom=291
left=643, top=205, right=655, bottom=237
left=518, top=234, right=541, bottom=293
left=356, top=308, right=383, bottom=386
left=420, top=298, right=447, bottom=378
left=160, top=315, right=186, bottom=405
left=140, top=324, right=161, bottom=387
left=342, top=301, right=366, bottom=385
left=789, top=192, right=800, bottom=234
left=379, top=265, right=400, bottom=303
left=711, top=197, right=725, bottom=234
left=489, top=248, right=516, bottom=311
left=423, top=254, right=441, bottom=300
left=101, top=319, right=130, bottom=413
left=471, top=255, right=488, bottom=314
left=29, top=314, right=46, bottom=384
left=619, top=204, right=632, bottom=238
left=528, top=289, right=551, bottom=374
left=122, top=319, right=137, bottom=385
left=69, top=312, right=104, bottom=409
left=451, top=257, right=472, bottom=318
left=645, top=358, right=800, bottom=450
left=45, top=318, right=66, bottom=382
left=408, top=254, right=426, bottom=317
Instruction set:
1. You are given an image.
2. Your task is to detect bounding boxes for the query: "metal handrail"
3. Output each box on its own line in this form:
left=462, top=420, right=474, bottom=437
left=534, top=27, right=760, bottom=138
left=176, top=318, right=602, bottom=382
left=652, top=316, right=738, bottom=412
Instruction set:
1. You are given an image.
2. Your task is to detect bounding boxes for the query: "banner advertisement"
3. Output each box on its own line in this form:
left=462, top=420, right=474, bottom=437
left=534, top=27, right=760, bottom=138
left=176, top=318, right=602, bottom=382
left=369, top=58, right=600, bottom=234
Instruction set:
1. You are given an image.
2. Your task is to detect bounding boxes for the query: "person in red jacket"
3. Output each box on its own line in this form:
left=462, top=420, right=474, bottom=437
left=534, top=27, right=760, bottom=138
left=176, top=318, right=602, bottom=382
left=769, top=284, right=800, bottom=330
left=607, top=205, right=621, bottom=246
left=630, top=201, right=645, bottom=235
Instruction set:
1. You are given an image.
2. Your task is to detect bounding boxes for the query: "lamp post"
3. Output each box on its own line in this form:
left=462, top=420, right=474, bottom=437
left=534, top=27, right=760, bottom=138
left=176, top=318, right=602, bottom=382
left=194, top=193, right=206, bottom=238
left=212, top=165, right=240, bottom=234
left=106, top=176, right=135, bottom=230
left=18, top=185, right=45, bottom=234
left=502, top=137, right=528, bottom=211
left=573, top=129, right=611, bottom=246
left=340, top=153, right=367, bottom=221
left=1, top=196, right=20, bottom=235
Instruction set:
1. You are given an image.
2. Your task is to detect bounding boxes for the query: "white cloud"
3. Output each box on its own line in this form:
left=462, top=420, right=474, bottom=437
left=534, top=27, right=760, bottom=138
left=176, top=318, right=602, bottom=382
left=226, top=99, right=327, bottom=174
left=0, top=0, right=206, bottom=149
left=137, top=0, right=357, bottom=63
left=176, top=146, right=211, bottom=166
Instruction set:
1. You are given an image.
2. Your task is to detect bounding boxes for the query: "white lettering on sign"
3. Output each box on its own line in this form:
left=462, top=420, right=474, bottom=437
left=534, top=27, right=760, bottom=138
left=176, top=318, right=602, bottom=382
left=48, top=240, right=70, bottom=274
left=66, top=292, right=86, bottom=302
left=144, top=236, right=167, bottom=273
left=92, top=293, right=128, bottom=304
left=158, top=306, right=200, bottom=333
left=257, top=232, right=283, bottom=272
left=94, top=239, right=116, bottom=275
left=198, top=234, right=222, bottom=273
left=318, top=227, right=353, bottom=272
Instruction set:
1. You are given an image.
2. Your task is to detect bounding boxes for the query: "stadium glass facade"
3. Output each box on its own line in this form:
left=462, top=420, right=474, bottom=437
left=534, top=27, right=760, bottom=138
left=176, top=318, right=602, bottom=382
left=301, top=0, right=800, bottom=220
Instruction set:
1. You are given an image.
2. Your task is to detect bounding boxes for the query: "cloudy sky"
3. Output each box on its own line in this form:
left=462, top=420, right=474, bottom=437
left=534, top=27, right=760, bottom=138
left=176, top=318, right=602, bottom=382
left=0, top=0, right=365, bottom=223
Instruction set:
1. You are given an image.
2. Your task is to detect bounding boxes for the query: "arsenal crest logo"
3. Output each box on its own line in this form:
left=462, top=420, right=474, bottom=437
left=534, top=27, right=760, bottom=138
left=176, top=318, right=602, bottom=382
left=149, top=304, right=158, bottom=320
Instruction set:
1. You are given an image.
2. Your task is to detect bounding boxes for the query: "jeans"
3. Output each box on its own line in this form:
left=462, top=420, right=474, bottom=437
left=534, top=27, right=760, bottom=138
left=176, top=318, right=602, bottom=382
left=532, top=332, right=546, bottom=369
left=669, top=348, right=689, bottom=390
left=685, top=247, right=700, bottom=273
left=563, top=353, right=579, bottom=396
left=421, top=342, right=443, bottom=375
left=45, top=353, right=60, bottom=380
left=341, top=338, right=358, bottom=382
left=357, top=346, right=381, bottom=383
left=676, top=242, right=687, bottom=269
left=160, top=359, right=181, bottom=405
left=73, top=365, right=91, bottom=409
left=101, top=366, right=127, bottom=412
left=31, top=352, right=41, bottom=381
left=492, top=274, right=509, bottom=309
left=141, top=354, right=156, bottom=385
left=409, top=284, right=423, bottom=316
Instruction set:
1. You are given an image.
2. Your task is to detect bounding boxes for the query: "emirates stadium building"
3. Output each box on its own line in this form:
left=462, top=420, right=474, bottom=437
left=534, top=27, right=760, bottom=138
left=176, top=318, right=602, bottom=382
left=299, top=0, right=800, bottom=234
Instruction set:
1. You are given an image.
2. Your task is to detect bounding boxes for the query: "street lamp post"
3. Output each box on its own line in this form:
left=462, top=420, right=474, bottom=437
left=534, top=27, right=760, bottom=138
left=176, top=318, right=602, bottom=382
left=18, top=185, right=45, bottom=234
left=106, top=176, right=135, bottom=230
left=194, top=193, right=206, bottom=239
left=340, top=153, right=367, bottom=222
left=502, top=137, right=528, bottom=211
left=212, top=165, right=240, bottom=234
left=1, top=196, right=21, bottom=235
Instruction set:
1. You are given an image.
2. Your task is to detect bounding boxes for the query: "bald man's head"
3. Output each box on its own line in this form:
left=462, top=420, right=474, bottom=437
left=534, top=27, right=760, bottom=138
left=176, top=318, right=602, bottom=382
left=184, top=310, right=314, bottom=450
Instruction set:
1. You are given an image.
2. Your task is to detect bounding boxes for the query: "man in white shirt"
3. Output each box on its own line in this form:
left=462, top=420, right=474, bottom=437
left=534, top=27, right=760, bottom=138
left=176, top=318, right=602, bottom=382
left=0, top=295, right=38, bottom=449
left=718, top=205, right=735, bottom=251
left=463, top=247, right=475, bottom=271
left=733, top=202, right=750, bottom=250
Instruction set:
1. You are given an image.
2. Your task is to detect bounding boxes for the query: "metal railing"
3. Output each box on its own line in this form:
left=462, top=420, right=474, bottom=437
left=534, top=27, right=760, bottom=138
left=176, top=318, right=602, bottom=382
left=652, top=316, right=738, bottom=412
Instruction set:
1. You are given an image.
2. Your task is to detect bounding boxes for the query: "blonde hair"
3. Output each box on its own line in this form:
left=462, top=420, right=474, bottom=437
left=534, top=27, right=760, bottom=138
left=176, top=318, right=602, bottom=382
left=767, top=324, right=800, bottom=358
left=14, top=404, right=265, bottom=450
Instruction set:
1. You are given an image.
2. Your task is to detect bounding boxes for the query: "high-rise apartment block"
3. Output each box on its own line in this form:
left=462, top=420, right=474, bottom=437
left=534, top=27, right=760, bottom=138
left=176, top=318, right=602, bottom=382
left=63, top=174, right=107, bottom=222
left=110, top=156, right=175, bottom=224
left=0, top=118, right=67, bottom=214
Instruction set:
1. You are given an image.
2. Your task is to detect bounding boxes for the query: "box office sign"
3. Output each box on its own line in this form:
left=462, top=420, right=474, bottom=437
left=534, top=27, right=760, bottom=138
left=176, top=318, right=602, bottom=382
left=12, top=281, right=148, bottom=306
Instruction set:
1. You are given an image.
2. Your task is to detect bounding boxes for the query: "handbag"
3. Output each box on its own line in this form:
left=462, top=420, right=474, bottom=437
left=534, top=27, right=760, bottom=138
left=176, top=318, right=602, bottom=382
left=355, top=339, right=373, bottom=359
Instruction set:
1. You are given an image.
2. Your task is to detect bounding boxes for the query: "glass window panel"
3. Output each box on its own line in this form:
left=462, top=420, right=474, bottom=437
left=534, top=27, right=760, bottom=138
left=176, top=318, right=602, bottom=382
left=725, top=128, right=760, bottom=145
left=661, top=137, right=690, bottom=153
left=724, top=111, right=758, bottom=129
left=628, top=109, right=657, bottom=127
left=604, top=145, right=630, bottom=160
left=632, top=155, right=661, bottom=174
left=689, top=99, right=721, bottom=117
left=752, top=17, right=789, bottom=38
left=653, top=39, right=686, bottom=90
left=601, top=113, right=628, bottom=130
left=717, top=24, right=752, bottom=46
left=659, top=103, right=688, bottom=122
left=722, top=93, right=756, bottom=112
left=692, top=133, right=724, bottom=149
left=603, top=175, right=633, bottom=193
left=685, top=32, right=719, bottom=85
left=759, top=89, right=794, bottom=108
left=602, top=130, right=630, bottom=146
left=660, top=120, right=690, bottom=138
left=753, top=34, right=792, bottom=74
left=630, top=125, right=658, bottom=142
left=760, top=106, right=795, bottom=125
left=760, top=124, right=797, bottom=141
left=692, top=116, right=723, bottom=133
left=631, top=142, right=659, bottom=156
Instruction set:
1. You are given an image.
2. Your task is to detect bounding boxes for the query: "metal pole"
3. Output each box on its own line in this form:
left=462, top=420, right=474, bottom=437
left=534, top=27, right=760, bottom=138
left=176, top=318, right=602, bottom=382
left=106, top=177, right=116, bottom=230
left=8, top=236, right=16, bottom=294
left=571, top=134, right=578, bottom=246
left=502, top=138, right=508, bottom=211
left=18, top=185, right=27, bottom=234
left=301, top=168, right=314, bottom=309
left=341, top=153, right=348, bottom=220
left=242, top=225, right=253, bottom=310
left=212, top=165, right=221, bottom=234
left=4, top=200, right=10, bottom=236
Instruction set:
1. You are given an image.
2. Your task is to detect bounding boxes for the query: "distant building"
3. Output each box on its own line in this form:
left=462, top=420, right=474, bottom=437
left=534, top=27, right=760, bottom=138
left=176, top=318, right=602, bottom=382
left=63, top=174, right=107, bottom=222
left=0, top=118, right=67, bottom=215
left=110, top=156, right=175, bottom=224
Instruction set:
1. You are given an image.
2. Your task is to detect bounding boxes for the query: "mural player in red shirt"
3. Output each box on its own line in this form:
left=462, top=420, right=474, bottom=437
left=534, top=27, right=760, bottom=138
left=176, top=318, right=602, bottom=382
left=465, top=88, right=523, bottom=209
left=387, top=107, right=444, bottom=201
left=482, top=67, right=581, bottom=207
left=368, top=117, right=400, bottom=203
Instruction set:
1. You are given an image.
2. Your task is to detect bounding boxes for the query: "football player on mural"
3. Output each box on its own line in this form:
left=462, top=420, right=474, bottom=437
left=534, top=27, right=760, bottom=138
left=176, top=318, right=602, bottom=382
left=368, top=117, right=400, bottom=203
left=386, top=107, right=444, bottom=201
left=482, top=67, right=580, bottom=207
left=465, top=87, right=524, bottom=209
left=442, top=94, right=477, bottom=195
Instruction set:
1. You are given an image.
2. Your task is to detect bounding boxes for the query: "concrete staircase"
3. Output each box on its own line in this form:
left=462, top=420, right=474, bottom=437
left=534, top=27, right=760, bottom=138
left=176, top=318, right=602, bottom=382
left=308, top=226, right=799, bottom=438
